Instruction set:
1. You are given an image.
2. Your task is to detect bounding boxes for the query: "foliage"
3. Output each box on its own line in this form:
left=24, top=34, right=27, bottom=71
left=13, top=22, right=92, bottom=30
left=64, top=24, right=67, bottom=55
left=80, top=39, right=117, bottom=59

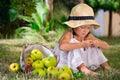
left=0, top=0, right=43, bottom=38
left=85, top=0, right=120, bottom=13
left=54, top=0, right=69, bottom=30
left=0, top=0, right=41, bottom=23
left=15, top=2, right=47, bottom=42
left=15, top=1, right=61, bottom=44
left=54, top=0, right=80, bottom=11
left=9, top=8, right=19, bottom=22
left=10, top=0, right=41, bottom=17
left=0, top=0, right=10, bottom=24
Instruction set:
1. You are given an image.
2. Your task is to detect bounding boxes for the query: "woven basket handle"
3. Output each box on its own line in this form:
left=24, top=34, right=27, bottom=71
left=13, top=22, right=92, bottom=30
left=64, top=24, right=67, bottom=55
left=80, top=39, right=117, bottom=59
left=21, top=42, right=60, bottom=64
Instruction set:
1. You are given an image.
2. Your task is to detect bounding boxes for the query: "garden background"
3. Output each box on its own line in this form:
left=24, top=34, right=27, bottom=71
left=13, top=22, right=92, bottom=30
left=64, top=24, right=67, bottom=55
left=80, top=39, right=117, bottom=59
left=0, top=0, right=120, bottom=80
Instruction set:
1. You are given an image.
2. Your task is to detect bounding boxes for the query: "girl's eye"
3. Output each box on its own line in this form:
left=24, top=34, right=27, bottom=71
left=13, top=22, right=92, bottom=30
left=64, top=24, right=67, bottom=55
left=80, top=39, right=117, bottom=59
left=80, top=26, right=85, bottom=29
left=81, top=26, right=90, bottom=29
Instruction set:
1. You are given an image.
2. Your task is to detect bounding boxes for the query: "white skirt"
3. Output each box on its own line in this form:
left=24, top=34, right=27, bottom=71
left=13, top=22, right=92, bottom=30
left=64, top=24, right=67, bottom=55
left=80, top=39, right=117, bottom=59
left=54, top=38, right=108, bottom=73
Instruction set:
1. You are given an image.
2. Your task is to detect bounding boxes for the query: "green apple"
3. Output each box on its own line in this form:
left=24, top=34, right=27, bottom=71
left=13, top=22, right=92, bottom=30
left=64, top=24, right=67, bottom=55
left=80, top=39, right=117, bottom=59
left=32, top=68, right=46, bottom=77
left=42, top=56, right=57, bottom=68
left=30, top=49, right=43, bottom=60
left=47, top=66, right=58, bottom=73
left=32, top=60, right=44, bottom=69
left=25, top=57, right=33, bottom=64
left=47, top=68, right=59, bottom=78
left=9, top=63, right=19, bottom=72
left=70, top=68, right=74, bottom=74
left=58, top=71, right=70, bottom=80
left=59, top=66, right=73, bottom=76
left=43, top=67, right=47, bottom=74
left=47, top=66, right=59, bottom=78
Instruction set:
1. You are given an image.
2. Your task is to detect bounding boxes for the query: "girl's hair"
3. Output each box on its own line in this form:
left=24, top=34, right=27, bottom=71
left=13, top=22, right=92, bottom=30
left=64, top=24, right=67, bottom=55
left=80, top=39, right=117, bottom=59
left=72, top=28, right=76, bottom=36
left=72, top=28, right=90, bottom=39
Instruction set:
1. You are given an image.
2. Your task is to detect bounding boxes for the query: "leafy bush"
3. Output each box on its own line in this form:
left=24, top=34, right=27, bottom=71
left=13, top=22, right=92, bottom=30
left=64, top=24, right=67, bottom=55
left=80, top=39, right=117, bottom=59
left=15, top=1, right=51, bottom=42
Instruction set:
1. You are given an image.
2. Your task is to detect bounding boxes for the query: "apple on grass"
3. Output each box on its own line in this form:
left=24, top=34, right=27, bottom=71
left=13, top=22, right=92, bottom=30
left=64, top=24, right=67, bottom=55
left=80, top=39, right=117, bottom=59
left=59, top=66, right=73, bottom=77
left=9, top=63, right=19, bottom=72
left=58, top=71, right=70, bottom=80
left=32, top=68, right=46, bottom=77
left=30, top=49, right=43, bottom=60
left=42, top=56, right=57, bottom=68
left=32, top=60, right=44, bottom=69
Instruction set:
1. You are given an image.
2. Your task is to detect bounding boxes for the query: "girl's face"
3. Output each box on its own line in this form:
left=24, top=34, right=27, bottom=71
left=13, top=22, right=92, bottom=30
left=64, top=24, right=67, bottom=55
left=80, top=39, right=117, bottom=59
left=73, top=25, right=91, bottom=38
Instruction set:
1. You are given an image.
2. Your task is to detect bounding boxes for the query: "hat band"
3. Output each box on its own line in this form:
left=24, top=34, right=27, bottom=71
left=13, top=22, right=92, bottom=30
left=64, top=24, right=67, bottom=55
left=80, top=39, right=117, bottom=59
left=68, top=16, right=94, bottom=20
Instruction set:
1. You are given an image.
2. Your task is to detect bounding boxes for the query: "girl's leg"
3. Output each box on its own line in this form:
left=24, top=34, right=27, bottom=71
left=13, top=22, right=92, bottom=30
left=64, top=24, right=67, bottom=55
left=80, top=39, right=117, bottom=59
left=100, top=62, right=111, bottom=70
left=77, top=63, right=100, bottom=76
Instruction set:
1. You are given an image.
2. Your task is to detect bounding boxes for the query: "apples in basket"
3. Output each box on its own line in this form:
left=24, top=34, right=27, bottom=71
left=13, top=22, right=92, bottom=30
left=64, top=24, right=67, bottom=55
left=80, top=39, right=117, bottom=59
left=20, top=42, right=60, bottom=73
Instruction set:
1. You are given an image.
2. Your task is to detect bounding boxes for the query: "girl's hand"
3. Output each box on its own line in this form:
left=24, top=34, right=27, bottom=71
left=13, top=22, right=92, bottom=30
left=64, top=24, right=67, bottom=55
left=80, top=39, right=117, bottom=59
left=81, top=40, right=93, bottom=48
left=91, top=40, right=100, bottom=48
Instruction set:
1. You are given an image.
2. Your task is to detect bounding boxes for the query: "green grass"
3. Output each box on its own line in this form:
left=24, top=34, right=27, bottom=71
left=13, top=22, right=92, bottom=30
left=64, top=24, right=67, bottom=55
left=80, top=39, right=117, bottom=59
left=0, top=37, right=120, bottom=80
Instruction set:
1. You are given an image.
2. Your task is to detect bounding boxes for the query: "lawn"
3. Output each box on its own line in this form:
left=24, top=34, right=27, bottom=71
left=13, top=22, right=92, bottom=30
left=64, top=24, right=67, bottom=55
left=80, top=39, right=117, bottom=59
left=0, top=37, right=120, bottom=80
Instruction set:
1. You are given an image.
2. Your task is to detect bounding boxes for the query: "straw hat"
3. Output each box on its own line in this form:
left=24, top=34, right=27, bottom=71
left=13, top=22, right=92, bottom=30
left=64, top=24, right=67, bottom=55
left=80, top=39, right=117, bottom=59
left=64, top=3, right=99, bottom=29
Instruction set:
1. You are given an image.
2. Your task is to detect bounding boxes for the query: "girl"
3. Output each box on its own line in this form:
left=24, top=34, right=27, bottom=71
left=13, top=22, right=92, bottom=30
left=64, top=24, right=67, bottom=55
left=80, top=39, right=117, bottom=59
left=54, top=3, right=111, bottom=76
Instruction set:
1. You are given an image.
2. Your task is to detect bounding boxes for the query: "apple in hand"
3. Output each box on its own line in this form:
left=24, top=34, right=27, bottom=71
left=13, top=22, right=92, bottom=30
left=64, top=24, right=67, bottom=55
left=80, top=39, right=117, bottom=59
left=58, top=71, right=70, bottom=80
left=9, top=63, right=19, bottom=72
left=59, top=66, right=73, bottom=76
left=25, top=57, right=33, bottom=64
left=42, top=56, right=57, bottom=68
left=30, top=49, right=43, bottom=60
left=32, top=60, right=44, bottom=69
left=32, top=68, right=46, bottom=77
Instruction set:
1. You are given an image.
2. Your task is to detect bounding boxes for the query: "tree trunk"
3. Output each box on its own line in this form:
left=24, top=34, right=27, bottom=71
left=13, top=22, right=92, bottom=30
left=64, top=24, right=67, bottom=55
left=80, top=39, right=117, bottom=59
left=80, top=0, right=84, bottom=3
left=45, top=0, right=53, bottom=21
left=108, top=11, right=112, bottom=39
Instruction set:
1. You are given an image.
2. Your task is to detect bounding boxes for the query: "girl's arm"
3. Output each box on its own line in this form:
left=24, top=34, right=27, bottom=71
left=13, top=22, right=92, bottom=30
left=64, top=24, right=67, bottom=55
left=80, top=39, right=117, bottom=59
left=59, top=29, right=92, bottom=51
left=86, top=34, right=109, bottom=49
left=92, top=39, right=109, bottom=49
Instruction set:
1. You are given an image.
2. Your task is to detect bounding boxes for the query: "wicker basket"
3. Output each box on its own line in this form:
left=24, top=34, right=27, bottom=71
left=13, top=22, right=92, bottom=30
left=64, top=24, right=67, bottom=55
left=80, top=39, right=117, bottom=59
left=20, top=42, right=59, bottom=72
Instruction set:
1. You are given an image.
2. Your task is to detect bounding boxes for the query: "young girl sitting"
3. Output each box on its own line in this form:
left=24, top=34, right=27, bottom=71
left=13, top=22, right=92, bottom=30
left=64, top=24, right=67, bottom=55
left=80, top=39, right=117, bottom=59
left=54, top=3, right=111, bottom=76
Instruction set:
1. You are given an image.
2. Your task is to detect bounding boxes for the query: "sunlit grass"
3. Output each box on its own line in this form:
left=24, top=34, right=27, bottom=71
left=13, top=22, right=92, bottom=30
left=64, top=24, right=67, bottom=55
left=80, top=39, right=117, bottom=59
left=0, top=37, right=120, bottom=80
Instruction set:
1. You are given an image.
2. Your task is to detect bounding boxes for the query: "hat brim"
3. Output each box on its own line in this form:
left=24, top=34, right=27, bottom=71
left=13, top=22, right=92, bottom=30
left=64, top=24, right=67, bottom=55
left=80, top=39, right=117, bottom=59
left=64, top=20, right=99, bottom=29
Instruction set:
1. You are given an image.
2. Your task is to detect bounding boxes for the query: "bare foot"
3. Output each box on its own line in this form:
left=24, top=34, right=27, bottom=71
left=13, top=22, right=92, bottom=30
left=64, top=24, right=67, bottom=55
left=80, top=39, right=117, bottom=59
left=82, top=69, right=100, bottom=76
left=100, top=62, right=111, bottom=70
left=77, top=64, right=100, bottom=76
left=88, top=70, right=100, bottom=76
